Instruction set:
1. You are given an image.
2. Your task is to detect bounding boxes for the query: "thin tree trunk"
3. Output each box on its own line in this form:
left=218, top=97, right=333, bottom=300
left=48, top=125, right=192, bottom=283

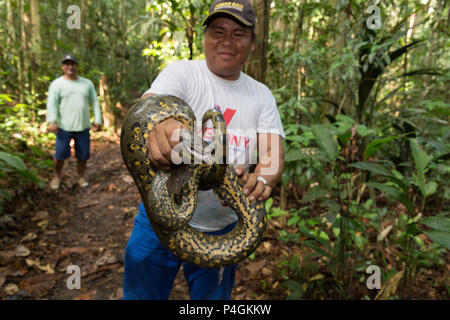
left=30, top=0, right=42, bottom=66
left=245, top=0, right=270, bottom=83
left=57, top=2, right=62, bottom=41
left=187, top=0, right=195, bottom=60
left=6, top=0, right=22, bottom=97
left=99, top=75, right=115, bottom=129
left=30, top=0, right=41, bottom=103
left=294, top=6, right=304, bottom=124
left=6, top=0, right=16, bottom=49
left=19, top=0, right=30, bottom=103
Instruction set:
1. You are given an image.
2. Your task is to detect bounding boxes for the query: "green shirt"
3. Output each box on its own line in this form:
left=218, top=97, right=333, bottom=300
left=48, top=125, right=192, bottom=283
left=46, top=76, right=102, bottom=132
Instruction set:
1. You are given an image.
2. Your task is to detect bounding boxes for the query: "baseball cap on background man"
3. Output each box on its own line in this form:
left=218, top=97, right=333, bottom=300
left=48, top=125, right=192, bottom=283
left=60, top=54, right=78, bottom=64
left=203, top=0, right=256, bottom=27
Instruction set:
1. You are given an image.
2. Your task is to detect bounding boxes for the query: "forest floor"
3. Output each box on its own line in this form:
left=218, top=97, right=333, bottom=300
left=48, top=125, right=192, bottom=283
left=0, top=133, right=448, bottom=300
left=0, top=132, right=288, bottom=300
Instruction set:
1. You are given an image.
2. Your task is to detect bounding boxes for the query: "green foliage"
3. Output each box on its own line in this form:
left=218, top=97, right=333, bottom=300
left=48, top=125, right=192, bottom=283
left=420, top=216, right=450, bottom=250
left=351, top=135, right=448, bottom=297
left=0, top=94, right=46, bottom=215
left=0, top=151, right=27, bottom=171
left=0, top=150, right=42, bottom=215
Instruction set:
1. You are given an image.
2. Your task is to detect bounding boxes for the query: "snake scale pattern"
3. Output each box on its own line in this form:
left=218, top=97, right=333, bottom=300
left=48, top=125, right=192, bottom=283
left=120, top=95, right=267, bottom=267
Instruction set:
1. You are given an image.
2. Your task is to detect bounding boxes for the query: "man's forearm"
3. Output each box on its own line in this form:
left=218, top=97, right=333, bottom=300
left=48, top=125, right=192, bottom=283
left=253, top=157, right=283, bottom=189
left=254, top=134, right=284, bottom=189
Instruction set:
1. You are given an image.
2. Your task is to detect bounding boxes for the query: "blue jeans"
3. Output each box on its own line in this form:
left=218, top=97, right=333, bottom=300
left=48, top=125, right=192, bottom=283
left=123, top=203, right=237, bottom=300
left=54, top=128, right=90, bottom=160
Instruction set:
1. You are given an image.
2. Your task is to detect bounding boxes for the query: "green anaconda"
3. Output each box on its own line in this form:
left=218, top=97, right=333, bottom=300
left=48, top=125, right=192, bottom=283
left=120, top=95, right=267, bottom=267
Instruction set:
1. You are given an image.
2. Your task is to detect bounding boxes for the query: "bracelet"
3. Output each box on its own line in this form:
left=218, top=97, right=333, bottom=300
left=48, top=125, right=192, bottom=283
left=257, top=175, right=268, bottom=186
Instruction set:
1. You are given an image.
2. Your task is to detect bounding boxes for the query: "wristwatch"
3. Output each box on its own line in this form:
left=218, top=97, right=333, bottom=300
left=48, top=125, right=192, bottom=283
left=257, top=175, right=268, bottom=186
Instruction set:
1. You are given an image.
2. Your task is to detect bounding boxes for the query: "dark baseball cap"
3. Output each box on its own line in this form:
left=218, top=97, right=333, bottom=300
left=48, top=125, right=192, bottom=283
left=203, top=0, right=256, bottom=27
left=61, top=54, right=78, bottom=64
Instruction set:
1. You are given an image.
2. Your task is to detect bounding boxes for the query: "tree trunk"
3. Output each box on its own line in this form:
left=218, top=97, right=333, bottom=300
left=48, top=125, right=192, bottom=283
left=245, top=0, right=270, bottom=83
left=30, top=0, right=42, bottom=66
left=6, top=0, right=16, bottom=49
left=99, top=75, right=115, bottom=129
left=293, top=5, right=304, bottom=123
left=6, top=0, right=22, bottom=98
left=30, top=0, right=41, bottom=102
left=187, top=0, right=195, bottom=60
left=57, top=2, right=62, bottom=41
left=19, top=0, right=30, bottom=103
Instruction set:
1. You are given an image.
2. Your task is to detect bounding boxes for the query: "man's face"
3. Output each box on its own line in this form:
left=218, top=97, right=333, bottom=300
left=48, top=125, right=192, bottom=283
left=61, top=61, right=78, bottom=76
left=203, top=17, right=255, bottom=81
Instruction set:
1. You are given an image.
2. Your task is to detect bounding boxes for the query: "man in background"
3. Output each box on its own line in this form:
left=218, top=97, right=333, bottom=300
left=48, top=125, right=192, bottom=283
left=46, top=54, right=102, bottom=190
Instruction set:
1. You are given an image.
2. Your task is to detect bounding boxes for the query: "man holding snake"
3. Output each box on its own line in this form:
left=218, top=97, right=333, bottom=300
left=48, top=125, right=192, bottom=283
left=123, top=0, right=285, bottom=300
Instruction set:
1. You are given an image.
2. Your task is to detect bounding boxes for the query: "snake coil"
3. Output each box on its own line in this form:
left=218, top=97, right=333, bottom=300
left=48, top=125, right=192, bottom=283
left=120, top=95, right=268, bottom=267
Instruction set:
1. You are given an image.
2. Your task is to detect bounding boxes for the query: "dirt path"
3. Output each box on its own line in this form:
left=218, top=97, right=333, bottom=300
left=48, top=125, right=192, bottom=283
left=0, top=134, right=286, bottom=300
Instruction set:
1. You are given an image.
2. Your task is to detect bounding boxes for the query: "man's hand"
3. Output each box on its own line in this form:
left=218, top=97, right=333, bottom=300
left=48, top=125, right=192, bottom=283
left=92, top=123, right=102, bottom=132
left=147, top=118, right=187, bottom=170
left=235, top=165, right=272, bottom=203
left=47, top=123, right=59, bottom=134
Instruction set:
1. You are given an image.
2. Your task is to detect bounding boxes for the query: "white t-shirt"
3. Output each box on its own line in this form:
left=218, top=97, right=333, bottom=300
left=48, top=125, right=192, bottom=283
left=144, top=59, right=285, bottom=231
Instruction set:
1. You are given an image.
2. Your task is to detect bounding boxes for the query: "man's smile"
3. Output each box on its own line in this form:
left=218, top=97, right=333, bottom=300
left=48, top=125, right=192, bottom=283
left=218, top=51, right=235, bottom=58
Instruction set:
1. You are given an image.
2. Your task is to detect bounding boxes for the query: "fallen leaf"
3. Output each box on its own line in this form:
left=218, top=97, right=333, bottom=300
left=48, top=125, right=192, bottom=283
left=25, top=259, right=55, bottom=274
left=15, top=245, right=31, bottom=257
left=91, top=182, right=101, bottom=191
left=109, top=287, right=123, bottom=300
left=261, top=267, right=272, bottom=276
left=273, top=281, right=279, bottom=289
left=121, top=175, right=134, bottom=184
left=246, top=259, right=266, bottom=274
left=44, top=230, right=58, bottom=236
left=77, top=200, right=100, bottom=209
left=4, top=283, right=19, bottom=295
left=58, top=219, right=68, bottom=227
left=262, top=241, right=272, bottom=252
left=0, top=216, right=14, bottom=225
left=32, top=210, right=49, bottom=221
left=271, top=220, right=283, bottom=229
left=55, top=247, right=89, bottom=268
left=96, top=252, right=118, bottom=266
left=310, top=273, right=325, bottom=281
left=377, top=225, right=393, bottom=242
left=73, top=289, right=97, bottom=300
left=59, top=247, right=88, bottom=257
left=37, top=220, right=49, bottom=229
left=0, top=275, right=6, bottom=287
left=123, top=207, right=136, bottom=214
left=20, top=232, right=38, bottom=243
